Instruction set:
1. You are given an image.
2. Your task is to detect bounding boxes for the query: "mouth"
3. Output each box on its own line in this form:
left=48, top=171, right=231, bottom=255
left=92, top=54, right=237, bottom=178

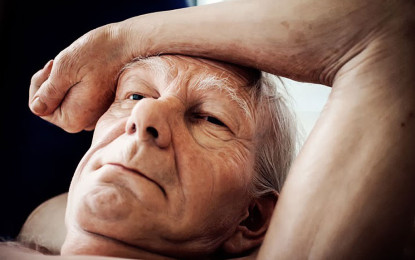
left=105, top=163, right=166, bottom=197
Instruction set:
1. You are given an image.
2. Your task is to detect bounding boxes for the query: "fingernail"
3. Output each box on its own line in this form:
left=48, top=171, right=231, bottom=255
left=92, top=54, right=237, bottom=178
left=31, top=96, right=47, bottom=114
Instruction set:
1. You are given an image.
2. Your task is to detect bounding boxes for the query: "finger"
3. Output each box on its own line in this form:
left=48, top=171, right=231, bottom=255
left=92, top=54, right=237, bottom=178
left=30, top=53, right=76, bottom=116
left=29, top=60, right=53, bottom=114
left=38, top=79, right=114, bottom=133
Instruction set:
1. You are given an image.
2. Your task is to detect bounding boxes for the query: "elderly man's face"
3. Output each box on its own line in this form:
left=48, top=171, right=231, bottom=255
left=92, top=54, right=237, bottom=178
left=63, top=56, right=259, bottom=258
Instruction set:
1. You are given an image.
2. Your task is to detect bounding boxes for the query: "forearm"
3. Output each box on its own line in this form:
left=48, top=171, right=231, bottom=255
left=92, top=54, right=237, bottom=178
left=30, top=0, right=412, bottom=132
left=258, top=16, right=415, bottom=259
left=122, top=0, right=402, bottom=85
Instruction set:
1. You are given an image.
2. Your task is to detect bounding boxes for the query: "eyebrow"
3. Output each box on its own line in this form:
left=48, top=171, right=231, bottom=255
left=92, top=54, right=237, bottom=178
left=121, top=57, right=171, bottom=86
left=193, top=73, right=253, bottom=120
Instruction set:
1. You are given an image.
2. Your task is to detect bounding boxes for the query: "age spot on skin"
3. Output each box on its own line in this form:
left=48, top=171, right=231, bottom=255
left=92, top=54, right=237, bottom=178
left=281, top=21, right=290, bottom=29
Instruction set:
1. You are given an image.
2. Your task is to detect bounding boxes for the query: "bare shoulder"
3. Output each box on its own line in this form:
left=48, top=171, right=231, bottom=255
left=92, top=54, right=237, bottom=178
left=18, top=193, right=68, bottom=254
left=0, top=242, right=134, bottom=260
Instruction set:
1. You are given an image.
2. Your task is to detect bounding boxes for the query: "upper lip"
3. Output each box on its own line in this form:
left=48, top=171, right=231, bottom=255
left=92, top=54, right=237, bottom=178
left=105, top=162, right=166, bottom=196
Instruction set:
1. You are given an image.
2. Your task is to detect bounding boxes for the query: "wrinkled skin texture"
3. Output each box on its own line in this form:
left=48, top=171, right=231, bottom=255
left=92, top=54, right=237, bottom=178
left=61, top=56, right=260, bottom=259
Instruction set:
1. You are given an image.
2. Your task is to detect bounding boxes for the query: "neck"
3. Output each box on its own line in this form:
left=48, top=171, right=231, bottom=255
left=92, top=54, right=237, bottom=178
left=61, top=228, right=176, bottom=260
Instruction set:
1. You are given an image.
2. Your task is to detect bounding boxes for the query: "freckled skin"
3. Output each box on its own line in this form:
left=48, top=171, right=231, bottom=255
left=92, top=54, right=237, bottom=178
left=61, top=56, right=259, bottom=259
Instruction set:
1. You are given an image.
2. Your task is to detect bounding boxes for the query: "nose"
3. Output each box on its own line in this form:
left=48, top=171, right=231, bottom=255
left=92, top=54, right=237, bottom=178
left=125, top=98, right=172, bottom=148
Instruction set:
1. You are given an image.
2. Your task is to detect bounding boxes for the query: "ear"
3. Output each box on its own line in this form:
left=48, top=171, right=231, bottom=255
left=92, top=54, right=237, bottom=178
left=221, top=191, right=278, bottom=255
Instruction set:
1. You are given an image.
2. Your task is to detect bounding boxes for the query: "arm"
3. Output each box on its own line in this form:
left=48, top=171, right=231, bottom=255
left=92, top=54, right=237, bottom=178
left=127, top=0, right=389, bottom=84
left=259, top=16, right=415, bottom=258
left=30, top=0, right=391, bottom=131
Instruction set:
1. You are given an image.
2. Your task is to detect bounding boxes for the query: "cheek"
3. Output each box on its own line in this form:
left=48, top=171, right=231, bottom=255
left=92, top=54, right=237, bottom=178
left=164, top=144, right=252, bottom=243
left=177, top=142, right=253, bottom=213
left=212, top=144, right=255, bottom=196
left=212, top=155, right=253, bottom=210
left=92, top=113, right=128, bottom=146
left=188, top=125, right=234, bottom=149
left=67, top=113, right=129, bottom=225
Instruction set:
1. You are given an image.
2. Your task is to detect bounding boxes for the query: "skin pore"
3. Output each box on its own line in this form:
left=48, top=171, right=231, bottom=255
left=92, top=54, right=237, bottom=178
left=61, top=55, right=270, bottom=259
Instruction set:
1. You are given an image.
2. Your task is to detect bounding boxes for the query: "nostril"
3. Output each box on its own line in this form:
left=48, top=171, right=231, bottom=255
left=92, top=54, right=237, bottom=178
left=130, top=123, right=136, bottom=133
left=146, top=126, right=158, bottom=138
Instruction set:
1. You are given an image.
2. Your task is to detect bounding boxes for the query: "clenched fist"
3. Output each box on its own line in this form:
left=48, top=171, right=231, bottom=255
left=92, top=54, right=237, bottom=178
left=29, top=23, right=133, bottom=133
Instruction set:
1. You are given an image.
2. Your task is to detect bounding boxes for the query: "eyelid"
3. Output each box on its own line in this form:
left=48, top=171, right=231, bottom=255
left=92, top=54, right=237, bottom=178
left=127, top=93, right=145, bottom=100
left=204, top=116, right=226, bottom=127
left=116, top=81, right=159, bottom=100
left=193, top=112, right=233, bottom=132
left=123, top=91, right=159, bottom=100
left=196, top=113, right=219, bottom=122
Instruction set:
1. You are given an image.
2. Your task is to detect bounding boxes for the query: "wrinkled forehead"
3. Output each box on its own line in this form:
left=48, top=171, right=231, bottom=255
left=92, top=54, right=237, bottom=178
left=119, top=55, right=259, bottom=88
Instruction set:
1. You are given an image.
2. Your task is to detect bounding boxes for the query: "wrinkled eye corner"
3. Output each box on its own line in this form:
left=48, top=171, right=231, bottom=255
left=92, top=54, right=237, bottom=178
left=129, top=93, right=145, bottom=101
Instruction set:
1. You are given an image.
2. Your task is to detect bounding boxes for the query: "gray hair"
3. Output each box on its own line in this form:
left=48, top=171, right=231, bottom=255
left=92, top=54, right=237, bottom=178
left=247, top=73, right=298, bottom=198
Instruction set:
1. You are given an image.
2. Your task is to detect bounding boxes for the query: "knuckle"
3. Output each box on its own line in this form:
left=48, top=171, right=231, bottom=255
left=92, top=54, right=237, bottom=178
left=54, top=51, right=72, bottom=76
left=53, top=49, right=84, bottom=85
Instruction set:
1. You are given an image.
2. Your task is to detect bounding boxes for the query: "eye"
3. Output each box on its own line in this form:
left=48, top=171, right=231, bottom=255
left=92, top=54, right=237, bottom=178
left=195, top=115, right=227, bottom=127
left=128, top=93, right=144, bottom=101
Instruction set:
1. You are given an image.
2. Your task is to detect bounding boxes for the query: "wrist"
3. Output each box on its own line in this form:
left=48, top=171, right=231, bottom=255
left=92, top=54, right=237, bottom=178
left=117, top=13, right=164, bottom=61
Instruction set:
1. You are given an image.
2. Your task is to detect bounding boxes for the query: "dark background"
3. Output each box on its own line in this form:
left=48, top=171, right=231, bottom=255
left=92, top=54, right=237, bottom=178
left=0, top=0, right=190, bottom=240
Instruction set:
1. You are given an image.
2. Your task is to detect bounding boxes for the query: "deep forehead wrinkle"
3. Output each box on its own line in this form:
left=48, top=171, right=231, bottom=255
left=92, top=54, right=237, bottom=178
left=124, top=56, right=255, bottom=120
left=122, top=74, right=155, bottom=92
